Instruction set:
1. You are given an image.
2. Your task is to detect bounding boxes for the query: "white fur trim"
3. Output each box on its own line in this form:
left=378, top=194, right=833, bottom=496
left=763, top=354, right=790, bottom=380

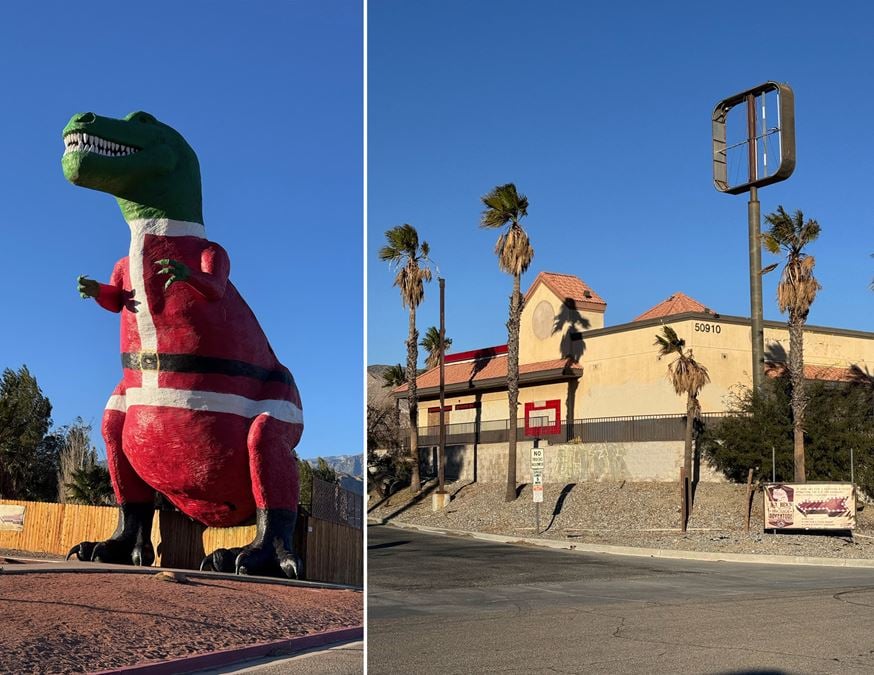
left=108, top=387, right=303, bottom=425
left=127, top=218, right=206, bottom=238
left=128, top=230, right=158, bottom=386
left=106, top=394, right=127, bottom=412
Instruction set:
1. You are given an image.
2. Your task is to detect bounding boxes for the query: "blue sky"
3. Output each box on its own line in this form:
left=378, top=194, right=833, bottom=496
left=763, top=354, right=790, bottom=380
left=368, top=1, right=874, bottom=367
left=0, top=2, right=362, bottom=460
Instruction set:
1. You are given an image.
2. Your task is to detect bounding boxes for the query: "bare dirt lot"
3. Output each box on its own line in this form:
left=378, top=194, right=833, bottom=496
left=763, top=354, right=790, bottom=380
left=0, top=568, right=362, bottom=674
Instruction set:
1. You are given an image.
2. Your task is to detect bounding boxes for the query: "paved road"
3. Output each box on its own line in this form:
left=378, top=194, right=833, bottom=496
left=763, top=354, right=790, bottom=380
left=369, top=524, right=874, bottom=674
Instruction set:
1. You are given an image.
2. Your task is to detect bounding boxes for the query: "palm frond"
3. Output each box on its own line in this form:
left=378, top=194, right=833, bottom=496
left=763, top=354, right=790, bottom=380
left=495, top=224, right=534, bottom=276
left=668, top=352, right=711, bottom=397
left=764, top=206, right=821, bottom=318
left=379, top=223, right=420, bottom=262
left=382, top=224, right=433, bottom=309
left=480, top=183, right=529, bottom=229
left=654, top=325, right=685, bottom=357
left=420, top=326, right=452, bottom=370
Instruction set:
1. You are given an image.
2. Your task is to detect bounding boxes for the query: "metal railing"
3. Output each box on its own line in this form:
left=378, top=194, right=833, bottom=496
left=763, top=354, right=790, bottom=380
left=404, top=412, right=724, bottom=447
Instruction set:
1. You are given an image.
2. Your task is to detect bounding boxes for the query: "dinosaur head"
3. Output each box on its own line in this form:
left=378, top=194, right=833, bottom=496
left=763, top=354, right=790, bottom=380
left=62, top=111, right=203, bottom=224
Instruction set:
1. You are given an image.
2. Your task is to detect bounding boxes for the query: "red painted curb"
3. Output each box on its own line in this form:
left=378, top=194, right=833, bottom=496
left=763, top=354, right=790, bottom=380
left=90, top=625, right=363, bottom=675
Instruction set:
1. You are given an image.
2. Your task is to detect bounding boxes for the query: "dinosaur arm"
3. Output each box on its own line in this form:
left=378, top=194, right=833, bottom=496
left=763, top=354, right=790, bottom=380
left=91, top=258, right=128, bottom=313
left=184, top=244, right=230, bottom=301
left=155, top=244, right=230, bottom=301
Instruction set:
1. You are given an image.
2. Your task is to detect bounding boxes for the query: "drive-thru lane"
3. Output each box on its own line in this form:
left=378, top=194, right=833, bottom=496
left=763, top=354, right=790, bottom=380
left=369, top=524, right=874, bottom=674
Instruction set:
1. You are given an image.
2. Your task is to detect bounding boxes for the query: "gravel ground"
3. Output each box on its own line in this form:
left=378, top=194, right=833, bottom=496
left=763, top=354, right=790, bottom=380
left=0, top=571, right=362, bottom=674
left=368, top=480, right=874, bottom=559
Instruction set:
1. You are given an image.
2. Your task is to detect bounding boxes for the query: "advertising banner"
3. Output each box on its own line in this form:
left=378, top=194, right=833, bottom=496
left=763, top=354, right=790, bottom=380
left=0, top=504, right=25, bottom=531
left=763, top=482, right=855, bottom=530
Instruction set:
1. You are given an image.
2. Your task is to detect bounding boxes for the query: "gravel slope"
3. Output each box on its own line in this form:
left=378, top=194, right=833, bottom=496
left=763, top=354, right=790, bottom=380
left=368, top=480, right=874, bottom=559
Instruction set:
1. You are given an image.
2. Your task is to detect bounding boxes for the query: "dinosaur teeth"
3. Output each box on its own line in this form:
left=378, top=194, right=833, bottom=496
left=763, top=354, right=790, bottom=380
left=63, top=131, right=139, bottom=157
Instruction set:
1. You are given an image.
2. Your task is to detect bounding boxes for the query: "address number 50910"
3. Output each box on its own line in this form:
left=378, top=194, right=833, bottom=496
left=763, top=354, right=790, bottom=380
left=694, top=322, right=721, bottom=334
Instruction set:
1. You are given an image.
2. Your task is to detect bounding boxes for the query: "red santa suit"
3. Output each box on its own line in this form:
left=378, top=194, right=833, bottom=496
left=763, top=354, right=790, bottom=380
left=96, top=218, right=302, bottom=528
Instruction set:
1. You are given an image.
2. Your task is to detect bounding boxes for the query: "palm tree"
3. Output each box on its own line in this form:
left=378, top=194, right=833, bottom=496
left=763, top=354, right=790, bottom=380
left=762, top=206, right=821, bottom=482
left=655, top=325, right=710, bottom=516
left=379, top=224, right=432, bottom=494
left=382, top=363, right=406, bottom=389
left=65, top=464, right=114, bottom=506
left=480, top=183, right=534, bottom=502
left=420, top=326, right=453, bottom=370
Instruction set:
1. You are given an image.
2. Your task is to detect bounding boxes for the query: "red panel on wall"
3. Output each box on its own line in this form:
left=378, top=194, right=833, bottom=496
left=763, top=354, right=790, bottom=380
left=524, top=400, right=561, bottom=436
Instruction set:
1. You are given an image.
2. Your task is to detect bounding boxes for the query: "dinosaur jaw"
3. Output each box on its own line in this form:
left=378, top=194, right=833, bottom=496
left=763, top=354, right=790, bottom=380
left=63, top=131, right=140, bottom=158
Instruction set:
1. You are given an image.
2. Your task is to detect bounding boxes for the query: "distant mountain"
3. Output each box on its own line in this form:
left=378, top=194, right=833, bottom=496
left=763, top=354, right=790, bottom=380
left=338, top=474, right=363, bottom=495
left=303, top=454, right=363, bottom=496
left=305, top=454, right=363, bottom=478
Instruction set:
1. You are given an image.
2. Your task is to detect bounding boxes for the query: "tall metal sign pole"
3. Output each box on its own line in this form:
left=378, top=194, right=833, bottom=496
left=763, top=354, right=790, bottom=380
left=713, top=82, right=795, bottom=393
left=432, top=277, right=450, bottom=511
left=438, top=277, right=446, bottom=496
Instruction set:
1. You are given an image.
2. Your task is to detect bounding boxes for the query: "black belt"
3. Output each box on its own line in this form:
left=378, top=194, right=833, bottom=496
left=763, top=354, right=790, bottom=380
left=121, top=352, right=293, bottom=385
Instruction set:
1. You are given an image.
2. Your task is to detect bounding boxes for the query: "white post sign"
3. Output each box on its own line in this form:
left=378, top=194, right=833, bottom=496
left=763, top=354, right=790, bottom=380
left=531, top=447, right=544, bottom=503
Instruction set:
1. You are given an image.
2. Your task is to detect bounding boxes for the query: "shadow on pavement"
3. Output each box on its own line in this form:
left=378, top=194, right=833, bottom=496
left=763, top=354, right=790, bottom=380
left=367, top=540, right=410, bottom=550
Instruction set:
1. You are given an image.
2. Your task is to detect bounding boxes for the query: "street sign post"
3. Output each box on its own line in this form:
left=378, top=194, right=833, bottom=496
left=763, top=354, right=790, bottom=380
left=531, top=445, right=544, bottom=532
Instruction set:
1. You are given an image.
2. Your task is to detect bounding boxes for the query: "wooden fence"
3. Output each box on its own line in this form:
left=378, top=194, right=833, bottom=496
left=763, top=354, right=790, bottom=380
left=0, top=500, right=362, bottom=587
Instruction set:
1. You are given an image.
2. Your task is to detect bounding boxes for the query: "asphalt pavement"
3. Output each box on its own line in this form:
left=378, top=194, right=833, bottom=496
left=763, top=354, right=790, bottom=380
left=369, top=523, right=874, bottom=674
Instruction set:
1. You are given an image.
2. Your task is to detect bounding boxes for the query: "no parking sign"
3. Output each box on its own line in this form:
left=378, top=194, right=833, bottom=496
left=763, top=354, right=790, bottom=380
left=531, top=447, right=544, bottom=503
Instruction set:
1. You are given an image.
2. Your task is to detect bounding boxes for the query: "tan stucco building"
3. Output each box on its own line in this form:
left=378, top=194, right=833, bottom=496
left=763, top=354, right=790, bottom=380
left=394, top=271, right=874, bottom=482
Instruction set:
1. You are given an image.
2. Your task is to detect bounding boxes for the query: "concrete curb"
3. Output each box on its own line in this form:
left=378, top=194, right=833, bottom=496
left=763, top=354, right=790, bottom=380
left=90, top=626, right=363, bottom=675
left=0, top=558, right=362, bottom=591
left=377, top=519, right=874, bottom=569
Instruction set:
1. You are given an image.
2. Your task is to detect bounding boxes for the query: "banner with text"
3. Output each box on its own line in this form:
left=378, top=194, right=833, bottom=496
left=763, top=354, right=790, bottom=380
left=763, top=482, right=855, bottom=530
left=0, top=504, right=25, bottom=531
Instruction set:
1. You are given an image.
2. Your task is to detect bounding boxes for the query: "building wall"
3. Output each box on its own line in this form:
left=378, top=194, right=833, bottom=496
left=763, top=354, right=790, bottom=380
left=573, top=315, right=874, bottom=419
left=519, top=282, right=603, bottom=365
left=421, top=381, right=578, bottom=432
left=418, top=440, right=724, bottom=483
left=420, top=313, right=874, bottom=424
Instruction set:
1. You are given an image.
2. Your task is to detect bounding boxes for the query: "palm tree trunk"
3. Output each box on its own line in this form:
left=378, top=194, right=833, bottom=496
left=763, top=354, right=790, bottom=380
left=788, top=317, right=806, bottom=482
left=505, top=273, right=522, bottom=502
left=407, top=308, right=421, bottom=494
left=684, top=395, right=695, bottom=514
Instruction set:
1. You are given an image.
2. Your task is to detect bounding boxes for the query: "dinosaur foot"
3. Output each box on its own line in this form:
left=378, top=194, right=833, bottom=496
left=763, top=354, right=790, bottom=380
left=200, top=545, right=301, bottom=578
left=66, top=501, right=155, bottom=567
left=66, top=538, right=155, bottom=566
left=199, top=508, right=301, bottom=579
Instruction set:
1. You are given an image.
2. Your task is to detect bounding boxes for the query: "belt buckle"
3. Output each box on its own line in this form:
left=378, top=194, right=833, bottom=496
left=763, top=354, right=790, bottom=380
left=140, top=351, right=160, bottom=371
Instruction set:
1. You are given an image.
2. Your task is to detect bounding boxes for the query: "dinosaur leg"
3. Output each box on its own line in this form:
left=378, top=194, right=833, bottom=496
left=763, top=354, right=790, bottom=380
left=67, top=390, right=156, bottom=566
left=201, top=414, right=301, bottom=578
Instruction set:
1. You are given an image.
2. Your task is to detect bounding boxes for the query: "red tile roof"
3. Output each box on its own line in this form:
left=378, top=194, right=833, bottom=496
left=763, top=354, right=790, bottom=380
left=634, top=292, right=715, bottom=322
left=764, top=363, right=859, bottom=383
left=394, top=354, right=581, bottom=395
left=524, top=271, right=606, bottom=309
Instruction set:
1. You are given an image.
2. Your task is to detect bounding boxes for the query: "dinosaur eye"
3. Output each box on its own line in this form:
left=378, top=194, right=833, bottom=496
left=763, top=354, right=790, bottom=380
left=126, top=111, right=158, bottom=125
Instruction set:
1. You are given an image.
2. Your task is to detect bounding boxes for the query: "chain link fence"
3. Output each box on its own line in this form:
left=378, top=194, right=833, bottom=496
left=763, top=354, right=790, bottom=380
left=311, top=476, right=363, bottom=530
